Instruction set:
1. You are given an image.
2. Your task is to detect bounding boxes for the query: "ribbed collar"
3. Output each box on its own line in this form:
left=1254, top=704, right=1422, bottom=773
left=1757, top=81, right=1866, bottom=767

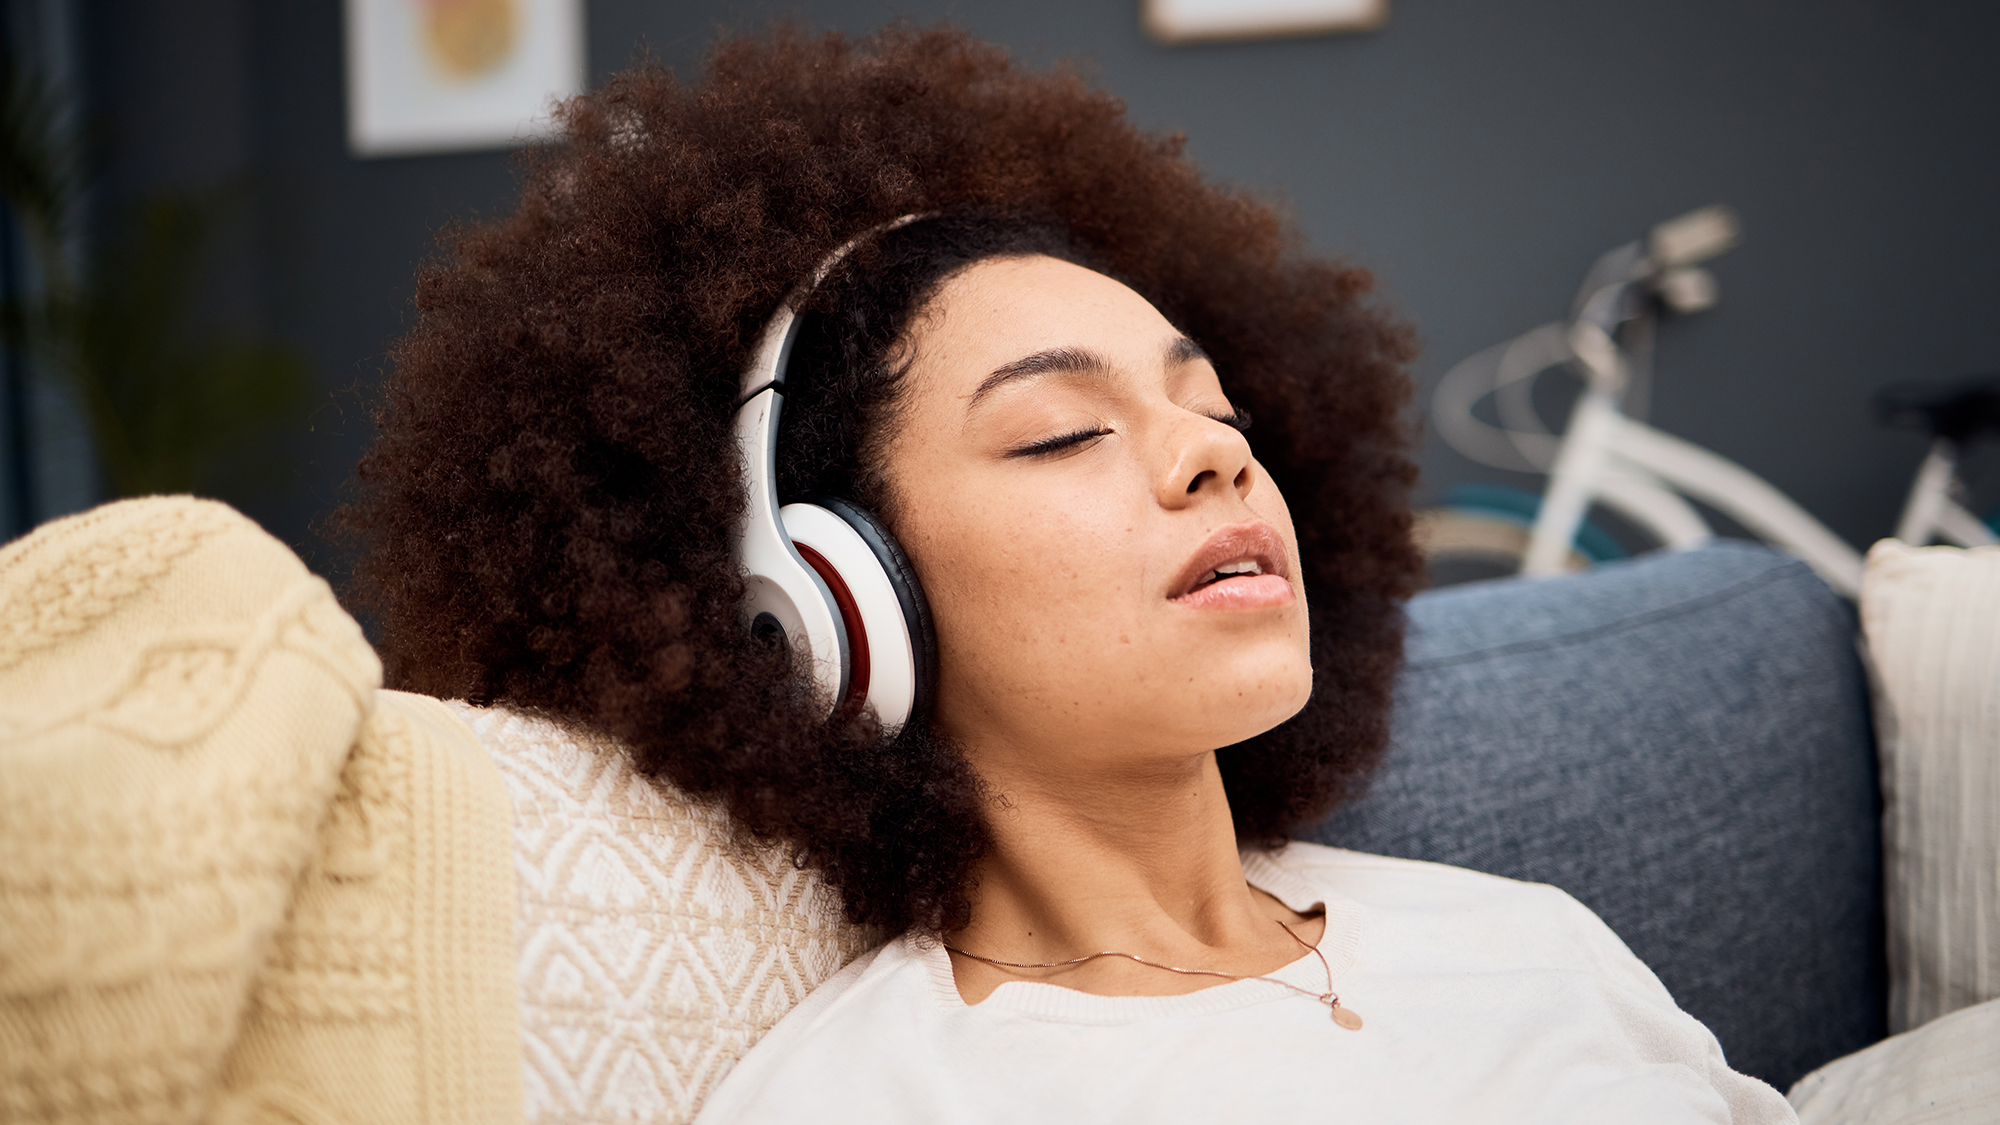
left=915, top=847, right=1363, bottom=1025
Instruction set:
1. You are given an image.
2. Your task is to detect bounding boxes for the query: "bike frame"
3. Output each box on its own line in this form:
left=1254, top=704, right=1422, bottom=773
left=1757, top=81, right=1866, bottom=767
left=1522, top=340, right=1995, bottom=600
left=1523, top=382, right=1865, bottom=595
left=1893, top=440, right=1998, bottom=548
left=1437, top=205, right=1995, bottom=599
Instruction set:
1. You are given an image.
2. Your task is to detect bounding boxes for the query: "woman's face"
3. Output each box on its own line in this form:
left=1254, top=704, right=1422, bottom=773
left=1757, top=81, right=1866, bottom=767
left=878, top=255, right=1313, bottom=769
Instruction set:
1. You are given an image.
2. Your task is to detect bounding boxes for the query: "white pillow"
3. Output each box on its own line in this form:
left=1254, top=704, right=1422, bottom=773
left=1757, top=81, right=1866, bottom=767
left=1859, top=540, right=2000, bottom=1034
left=447, top=702, right=881, bottom=1124
left=1788, top=997, right=2000, bottom=1124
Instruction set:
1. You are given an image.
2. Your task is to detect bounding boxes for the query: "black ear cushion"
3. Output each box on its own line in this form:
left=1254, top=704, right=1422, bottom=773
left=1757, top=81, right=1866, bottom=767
left=814, top=496, right=937, bottom=727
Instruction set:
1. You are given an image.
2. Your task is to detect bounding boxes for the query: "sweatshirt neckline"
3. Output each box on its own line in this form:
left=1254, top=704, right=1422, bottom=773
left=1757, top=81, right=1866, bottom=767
left=916, top=847, right=1363, bottom=1025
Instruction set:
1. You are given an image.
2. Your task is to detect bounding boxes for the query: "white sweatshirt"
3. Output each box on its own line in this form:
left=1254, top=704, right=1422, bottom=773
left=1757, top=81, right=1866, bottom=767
left=695, top=843, right=1797, bottom=1124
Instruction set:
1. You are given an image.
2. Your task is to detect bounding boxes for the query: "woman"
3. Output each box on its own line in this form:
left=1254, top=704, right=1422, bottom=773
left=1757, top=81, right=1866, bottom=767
left=349, top=24, right=1792, bottom=1123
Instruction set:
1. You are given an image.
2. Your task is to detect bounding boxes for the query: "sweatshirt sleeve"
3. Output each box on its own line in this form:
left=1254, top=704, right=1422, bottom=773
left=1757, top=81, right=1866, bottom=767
left=1540, top=885, right=1799, bottom=1124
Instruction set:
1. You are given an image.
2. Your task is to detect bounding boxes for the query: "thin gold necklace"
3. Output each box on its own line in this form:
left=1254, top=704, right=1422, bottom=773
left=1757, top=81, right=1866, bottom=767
left=945, top=918, right=1363, bottom=1030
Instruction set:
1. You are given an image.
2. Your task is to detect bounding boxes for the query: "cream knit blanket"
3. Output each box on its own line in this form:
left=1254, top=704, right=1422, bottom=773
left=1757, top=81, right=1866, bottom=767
left=0, top=498, right=520, bottom=1125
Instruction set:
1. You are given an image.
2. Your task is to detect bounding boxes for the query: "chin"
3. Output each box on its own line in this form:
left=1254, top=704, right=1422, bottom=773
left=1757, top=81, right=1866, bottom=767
left=1240, top=679, right=1315, bottom=742
left=1176, top=659, right=1314, bottom=749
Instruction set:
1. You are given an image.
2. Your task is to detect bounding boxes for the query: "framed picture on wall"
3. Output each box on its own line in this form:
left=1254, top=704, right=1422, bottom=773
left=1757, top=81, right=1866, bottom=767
left=1144, top=0, right=1387, bottom=44
left=344, top=0, right=585, bottom=157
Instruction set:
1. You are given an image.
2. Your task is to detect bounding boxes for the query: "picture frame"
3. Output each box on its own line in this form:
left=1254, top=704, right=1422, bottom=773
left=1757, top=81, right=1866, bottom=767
left=344, top=0, right=585, bottom=158
left=1144, top=0, right=1388, bottom=44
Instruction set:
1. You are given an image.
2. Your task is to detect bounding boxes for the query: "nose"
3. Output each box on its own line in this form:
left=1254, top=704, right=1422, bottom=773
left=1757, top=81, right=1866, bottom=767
left=1158, top=410, right=1254, bottom=509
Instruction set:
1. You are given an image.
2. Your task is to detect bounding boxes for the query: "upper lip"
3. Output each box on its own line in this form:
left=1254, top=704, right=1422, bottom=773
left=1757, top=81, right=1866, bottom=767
left=1169, top=521, right=1291, bottom=599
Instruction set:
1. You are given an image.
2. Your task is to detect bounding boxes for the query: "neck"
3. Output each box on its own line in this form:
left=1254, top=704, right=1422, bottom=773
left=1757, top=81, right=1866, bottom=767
left=946, top=737, right=1318, bottom=1002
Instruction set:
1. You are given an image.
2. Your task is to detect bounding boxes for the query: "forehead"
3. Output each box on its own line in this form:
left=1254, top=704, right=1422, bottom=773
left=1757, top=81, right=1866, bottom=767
left=903, top=256, right=1185, bottom=391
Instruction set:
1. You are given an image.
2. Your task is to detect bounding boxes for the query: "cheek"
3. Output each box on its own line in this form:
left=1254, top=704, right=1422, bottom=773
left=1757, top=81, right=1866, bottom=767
left=1253, top=470, right=1305, bottom=581
left=900, top=475, right=1148, bottom=685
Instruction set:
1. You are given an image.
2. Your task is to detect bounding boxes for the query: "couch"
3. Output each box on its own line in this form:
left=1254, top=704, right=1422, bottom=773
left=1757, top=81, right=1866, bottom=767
left=1316, top=543, right=1881, bottom=1090
left=6, top=501, right=1991, bottom=1123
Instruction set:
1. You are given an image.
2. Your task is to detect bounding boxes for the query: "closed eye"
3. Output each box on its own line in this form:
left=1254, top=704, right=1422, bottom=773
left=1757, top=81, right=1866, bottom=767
left=1005, top=408, right=1242, bottom=459
left=1006, top=427, right=1111, bottom=458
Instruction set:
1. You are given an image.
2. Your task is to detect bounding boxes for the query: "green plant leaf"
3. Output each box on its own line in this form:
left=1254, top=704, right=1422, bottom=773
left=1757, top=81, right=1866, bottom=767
left=4, top=54, right=313, bottom=502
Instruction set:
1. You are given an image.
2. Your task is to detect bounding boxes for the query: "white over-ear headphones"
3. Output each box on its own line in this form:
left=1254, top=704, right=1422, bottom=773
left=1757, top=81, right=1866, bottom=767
left=732, top=218, right=936, bottom=734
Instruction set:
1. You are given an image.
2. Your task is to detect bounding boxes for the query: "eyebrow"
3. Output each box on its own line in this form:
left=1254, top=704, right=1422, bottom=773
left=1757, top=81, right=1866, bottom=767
left=965, top=336, right=1211, bottom=413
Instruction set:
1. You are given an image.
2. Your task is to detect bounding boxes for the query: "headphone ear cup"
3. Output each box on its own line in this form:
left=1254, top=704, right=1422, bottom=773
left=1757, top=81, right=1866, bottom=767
left=779, top=499, right=936, bottom=733
left=812, top=496, right=936, bottom=728
left=815, top=498, right=936, bottom=728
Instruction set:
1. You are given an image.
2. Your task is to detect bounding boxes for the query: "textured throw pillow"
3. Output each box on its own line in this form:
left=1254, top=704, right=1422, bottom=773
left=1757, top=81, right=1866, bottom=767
left=1860, top=539, right=2000, bottom=1034
left=1788, top=997, right=2000, bottom=1124
left=449, top=703, right=880, bottom=1124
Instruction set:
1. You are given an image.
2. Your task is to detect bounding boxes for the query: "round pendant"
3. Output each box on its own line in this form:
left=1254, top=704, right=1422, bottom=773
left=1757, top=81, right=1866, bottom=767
left=1331, top=1005, right=1364, bottom=1031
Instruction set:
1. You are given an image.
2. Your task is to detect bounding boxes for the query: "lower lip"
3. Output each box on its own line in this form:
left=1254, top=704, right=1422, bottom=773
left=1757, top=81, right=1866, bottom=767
left=1171, top=574, right=1295, bottom=610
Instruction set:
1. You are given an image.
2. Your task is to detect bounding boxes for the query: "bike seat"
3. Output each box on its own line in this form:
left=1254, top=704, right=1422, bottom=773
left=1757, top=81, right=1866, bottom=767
left=1875, top=374, right=2000, bottom=444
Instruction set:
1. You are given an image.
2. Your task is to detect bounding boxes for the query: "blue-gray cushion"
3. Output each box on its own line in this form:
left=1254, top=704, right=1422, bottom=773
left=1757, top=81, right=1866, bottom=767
left=1311, top=542, right=1884, bottom=1090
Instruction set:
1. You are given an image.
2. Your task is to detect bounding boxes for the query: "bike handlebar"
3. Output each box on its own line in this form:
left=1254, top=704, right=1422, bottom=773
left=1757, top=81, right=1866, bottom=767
left=1649, top=205, right=1741, bottom=269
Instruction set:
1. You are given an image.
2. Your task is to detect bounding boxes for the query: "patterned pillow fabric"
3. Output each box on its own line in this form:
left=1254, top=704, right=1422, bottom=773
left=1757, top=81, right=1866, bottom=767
left=1860, top=540, right=2000, bottom=1034
left=448, top=703, right=879, bottom=1124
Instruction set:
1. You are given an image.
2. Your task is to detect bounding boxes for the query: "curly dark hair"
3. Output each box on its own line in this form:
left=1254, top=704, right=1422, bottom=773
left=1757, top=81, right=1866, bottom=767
left=344, top=23, right=1420, bottom=936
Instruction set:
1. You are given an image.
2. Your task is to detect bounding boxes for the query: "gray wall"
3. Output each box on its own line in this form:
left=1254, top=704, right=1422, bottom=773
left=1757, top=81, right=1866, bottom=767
left=74, top=0, right=2000, bottom=576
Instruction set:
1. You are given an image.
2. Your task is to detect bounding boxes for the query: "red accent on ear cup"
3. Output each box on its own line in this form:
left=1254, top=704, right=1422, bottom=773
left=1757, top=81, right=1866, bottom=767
left=795, top=543, right=869, bottom=717
left=814, top=496, right=935, bottom=730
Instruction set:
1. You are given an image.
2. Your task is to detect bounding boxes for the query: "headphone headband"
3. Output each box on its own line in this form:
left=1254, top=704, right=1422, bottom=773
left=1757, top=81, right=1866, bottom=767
left=736, top=214, right=931, bottom=406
